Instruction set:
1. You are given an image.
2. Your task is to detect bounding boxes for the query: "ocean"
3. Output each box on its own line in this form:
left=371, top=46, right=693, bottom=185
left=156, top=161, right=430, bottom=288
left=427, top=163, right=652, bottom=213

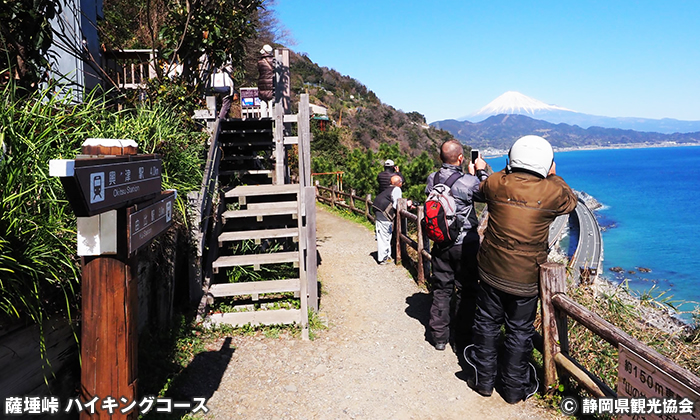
left=485, top=145, right=700, bottom=320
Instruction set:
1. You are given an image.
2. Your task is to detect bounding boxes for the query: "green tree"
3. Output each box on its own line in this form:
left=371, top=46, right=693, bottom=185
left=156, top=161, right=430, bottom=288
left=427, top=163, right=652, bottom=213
left=0, top=0, right=61, bottom=92
left=406, top=111, right=426, bottom=124
left=158, top=0, right=262, bottom=84
left=310, top=124, right=346, bottom=170
left=402, top=151, right=437, bottom=202
left=343, top=148, right=378, bottom=196
left=101, top=0, right=263, bottom=88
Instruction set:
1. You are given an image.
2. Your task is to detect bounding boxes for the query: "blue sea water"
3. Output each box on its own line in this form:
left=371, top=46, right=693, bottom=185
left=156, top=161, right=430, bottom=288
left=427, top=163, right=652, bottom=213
left=485, top=146, right=700, bottom=317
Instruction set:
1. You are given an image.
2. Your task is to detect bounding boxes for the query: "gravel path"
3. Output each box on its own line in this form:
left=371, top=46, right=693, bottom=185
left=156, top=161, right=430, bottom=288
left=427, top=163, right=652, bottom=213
left=192, top=206, right=565, bottom=419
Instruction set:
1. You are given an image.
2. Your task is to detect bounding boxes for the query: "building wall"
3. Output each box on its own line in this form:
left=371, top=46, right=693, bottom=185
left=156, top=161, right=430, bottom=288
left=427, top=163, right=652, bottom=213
left=49, top=0, right=104, bottom=99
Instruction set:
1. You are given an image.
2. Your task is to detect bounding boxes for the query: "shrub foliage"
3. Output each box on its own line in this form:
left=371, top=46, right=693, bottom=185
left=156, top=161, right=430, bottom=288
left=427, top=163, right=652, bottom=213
left=0, top=82, right=205, bottom=328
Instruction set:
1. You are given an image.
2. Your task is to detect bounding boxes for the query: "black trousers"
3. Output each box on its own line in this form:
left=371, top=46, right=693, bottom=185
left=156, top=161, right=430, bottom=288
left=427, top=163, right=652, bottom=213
left=470, top=281, right=538, bottom=401
left=428, top=236, right=480, bottom=348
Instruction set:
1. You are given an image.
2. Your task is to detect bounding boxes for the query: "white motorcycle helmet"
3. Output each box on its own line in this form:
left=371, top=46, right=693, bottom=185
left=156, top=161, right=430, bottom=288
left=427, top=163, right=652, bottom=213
left=507, top=135, right=554, bottom=178
left=260, top=44, right=273, bottom=55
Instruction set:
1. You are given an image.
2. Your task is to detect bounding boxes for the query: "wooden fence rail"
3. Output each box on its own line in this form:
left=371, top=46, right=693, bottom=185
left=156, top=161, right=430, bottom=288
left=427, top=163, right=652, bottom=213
left=315, top=185, right=430, bottom=285
left=539, top=263, right=700, bottom=403
left=317, top=184, right=700, bottom=408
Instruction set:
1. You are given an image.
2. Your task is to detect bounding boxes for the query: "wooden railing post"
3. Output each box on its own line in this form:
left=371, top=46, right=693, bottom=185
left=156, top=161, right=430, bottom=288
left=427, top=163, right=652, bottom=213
left=395, top=199, right=406, bottom=264
left=350, top=189, right=356, bottom=212
left=331, top=185, right=337, bottom=208
left=304, top=186, right=318, bottom=312
left=365, top=194, right=371, bottom=221
left=416, top=205, right=426, bottom=286
left=540, top=262, right=567, bottom=392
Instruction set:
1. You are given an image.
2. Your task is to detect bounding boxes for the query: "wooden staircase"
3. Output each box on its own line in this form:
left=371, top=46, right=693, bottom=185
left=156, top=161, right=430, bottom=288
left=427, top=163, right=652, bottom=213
left=208, top=183, right=308, bottom=331
left=195, top=95, right=317, bottom=339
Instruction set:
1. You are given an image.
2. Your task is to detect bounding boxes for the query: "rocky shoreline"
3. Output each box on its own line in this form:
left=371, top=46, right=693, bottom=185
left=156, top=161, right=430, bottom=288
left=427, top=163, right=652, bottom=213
left=575, top=190, right=603, bottom=211
left=549, top=189, right=696, bottom=337
left=592, top=277, right=694, bottom=336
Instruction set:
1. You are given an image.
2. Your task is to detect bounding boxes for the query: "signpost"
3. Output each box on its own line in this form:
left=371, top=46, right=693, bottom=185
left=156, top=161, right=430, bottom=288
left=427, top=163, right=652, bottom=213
left=127, top=191, right=176, bottom=254
left=618, top=344, right=700, bottom=420
left=51, top=155, right=162, bottom=217
left=240, top=87, right=260, bottom=107
left=50, top=139, right=176, bottom=420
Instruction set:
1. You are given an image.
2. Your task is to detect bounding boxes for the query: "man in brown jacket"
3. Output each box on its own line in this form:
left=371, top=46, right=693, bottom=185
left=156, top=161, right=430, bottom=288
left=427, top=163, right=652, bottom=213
left=464, top=135, right=578, bottom=404
left=257, top=44, right=275, bottom=103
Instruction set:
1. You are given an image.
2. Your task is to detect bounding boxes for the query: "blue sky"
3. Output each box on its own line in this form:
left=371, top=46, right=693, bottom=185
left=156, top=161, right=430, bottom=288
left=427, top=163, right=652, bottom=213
left=273, top=1, right=700, bottom=124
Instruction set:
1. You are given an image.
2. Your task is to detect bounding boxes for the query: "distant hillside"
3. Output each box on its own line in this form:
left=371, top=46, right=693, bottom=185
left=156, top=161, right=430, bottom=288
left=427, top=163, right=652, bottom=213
left=432, top=114, right=700, bottom=150
left=459, top=91, right=700, bottom=134
left=288, top=52, right=454, bottom=158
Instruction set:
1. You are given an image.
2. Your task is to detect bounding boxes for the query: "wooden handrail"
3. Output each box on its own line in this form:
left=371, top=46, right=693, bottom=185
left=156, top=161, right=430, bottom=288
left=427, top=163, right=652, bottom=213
left=314, top=188, right=430, bottom=285
left=552, top=293, right=700, bottom=392
left=316, top=185, right=700, bottom=405
left=539, top=263, right=700, bottom=400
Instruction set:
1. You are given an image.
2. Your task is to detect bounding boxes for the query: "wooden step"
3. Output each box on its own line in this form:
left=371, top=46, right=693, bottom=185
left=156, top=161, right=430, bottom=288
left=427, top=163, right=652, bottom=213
left=212, top=251, right=299, bottom=273
left=224, top=184, right=300, bottom=204
left=246, top=202, right=297, bottom=210
left=218, top=227, right=298, bottom=245
left=222, top=203, right=298, bottom=221
left=207, top=309, right=301, bottom=327
left=221, top=139, right=273, bottom=147
left=221, top=155, right=268, bottom=161
left=209, top=278, right=300, bottom=298
left=218, top=169, right=273, bottom=177
left=220, top=128, right=273, bottom=135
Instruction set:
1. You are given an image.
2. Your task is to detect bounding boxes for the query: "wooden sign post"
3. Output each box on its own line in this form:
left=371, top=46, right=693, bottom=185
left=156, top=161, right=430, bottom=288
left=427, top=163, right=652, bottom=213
left=50, top=139, right=175, bottom=419
left=127, top=191, right=177, bottom=254
left=618, top=344, right=700, bottom=420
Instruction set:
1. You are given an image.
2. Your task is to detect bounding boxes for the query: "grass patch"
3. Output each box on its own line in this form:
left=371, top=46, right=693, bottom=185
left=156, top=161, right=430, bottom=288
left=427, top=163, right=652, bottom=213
left=316, top=201, right=375, bottom=231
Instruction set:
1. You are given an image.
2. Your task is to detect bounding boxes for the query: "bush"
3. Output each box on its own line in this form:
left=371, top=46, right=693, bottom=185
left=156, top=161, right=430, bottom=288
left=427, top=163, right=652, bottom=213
left=0, top=81, right=206, bottom=327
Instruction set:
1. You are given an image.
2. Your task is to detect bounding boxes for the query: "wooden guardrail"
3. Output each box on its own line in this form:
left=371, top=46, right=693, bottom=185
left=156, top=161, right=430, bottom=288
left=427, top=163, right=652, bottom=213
left=315, top=184, right=375, bottom=223
left=315, top=185, right=430, bottom=286
left=190, top=120, right=222, bottom=307
left=539, top=263, right=700, bottom=405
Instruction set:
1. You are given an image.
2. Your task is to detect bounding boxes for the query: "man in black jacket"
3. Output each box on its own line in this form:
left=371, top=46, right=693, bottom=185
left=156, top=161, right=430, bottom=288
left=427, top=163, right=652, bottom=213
left=373, top=175, right=405, bottom=264
left=377, top=159, right=405, bottom=193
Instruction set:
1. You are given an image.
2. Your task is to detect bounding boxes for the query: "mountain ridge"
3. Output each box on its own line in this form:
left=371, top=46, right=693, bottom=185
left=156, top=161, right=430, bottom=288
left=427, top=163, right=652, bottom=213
left=455, top=91, right=700, bottom=134
left=432, top=114, right=700, bottom=151
left=469, top=91, right=573, bottom=118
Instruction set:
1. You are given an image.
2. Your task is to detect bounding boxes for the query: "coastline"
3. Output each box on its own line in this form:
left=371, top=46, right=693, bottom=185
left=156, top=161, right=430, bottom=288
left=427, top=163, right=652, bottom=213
left=555, top=141, right=700, bottom=153
left=592, top=275, right=695, bottom=336
left=483, top=141, right=700, bottom=158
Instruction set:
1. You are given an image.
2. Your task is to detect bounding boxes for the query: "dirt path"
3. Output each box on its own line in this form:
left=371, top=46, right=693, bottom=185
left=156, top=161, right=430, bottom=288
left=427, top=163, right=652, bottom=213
left=195, top=206, right=565, bottom=419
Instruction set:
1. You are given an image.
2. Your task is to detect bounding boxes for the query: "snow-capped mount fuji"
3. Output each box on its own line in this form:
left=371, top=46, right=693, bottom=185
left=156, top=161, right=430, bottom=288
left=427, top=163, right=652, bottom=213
left=470, top=91, right=574, bottom=119
left=456, top=91, right=700, bottom=134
